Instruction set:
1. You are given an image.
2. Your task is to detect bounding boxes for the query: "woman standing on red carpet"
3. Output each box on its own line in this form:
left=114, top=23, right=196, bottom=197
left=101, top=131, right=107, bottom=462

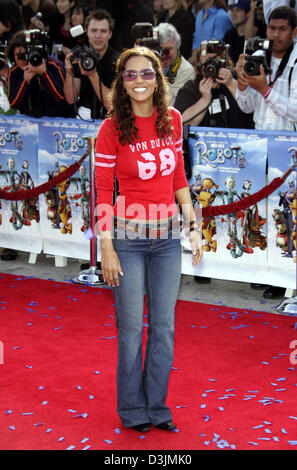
left=95, top=46, right=202, bottom=433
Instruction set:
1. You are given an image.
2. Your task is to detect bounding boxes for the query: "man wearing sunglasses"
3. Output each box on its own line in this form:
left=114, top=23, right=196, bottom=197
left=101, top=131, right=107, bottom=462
left=157, top=23, right=195, bottom=105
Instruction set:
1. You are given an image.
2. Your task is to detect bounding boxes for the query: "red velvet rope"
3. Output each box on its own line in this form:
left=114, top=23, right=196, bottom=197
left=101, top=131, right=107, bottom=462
left=0, top=156, right=294, bottom=217
left=202, top=176, right=281, bottom=217
left=0, top=152, right=88, bottom=201
left=202, top=164, right=295, bottom=217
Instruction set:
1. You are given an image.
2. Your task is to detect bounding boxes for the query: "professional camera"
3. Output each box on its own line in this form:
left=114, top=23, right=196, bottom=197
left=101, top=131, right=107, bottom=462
left=200, top=40, right=226, bottom=56
left=0, top=41, right=7, bottom=70
left=131, top=23, right=160, bottom=51
left=199, top=40, right=230, bottom=79
left=243, top=37, right=272, bottom=75
left=69, top=24, right=98, bottom=72
left=21, top=29, right=49, bottom=66
left=201, top=57, right=228, bottom=78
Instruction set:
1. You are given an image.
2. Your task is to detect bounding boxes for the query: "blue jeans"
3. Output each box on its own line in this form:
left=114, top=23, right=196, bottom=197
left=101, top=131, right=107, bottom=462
left=112, top=232, right=181, bottom=428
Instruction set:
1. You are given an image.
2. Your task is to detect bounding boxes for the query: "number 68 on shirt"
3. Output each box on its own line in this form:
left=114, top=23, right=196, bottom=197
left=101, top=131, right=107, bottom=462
left=138, top=148, right=176, bottom=180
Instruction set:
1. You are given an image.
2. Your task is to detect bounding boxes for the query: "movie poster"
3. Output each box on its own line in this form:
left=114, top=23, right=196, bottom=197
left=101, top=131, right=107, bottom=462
left=37, top=117, right=101, bottom=260
left=267, top=131, right=296, bottom=289
left=0, top=115, right=41, bottom=253
left=183, top=126, right=268, bottom=284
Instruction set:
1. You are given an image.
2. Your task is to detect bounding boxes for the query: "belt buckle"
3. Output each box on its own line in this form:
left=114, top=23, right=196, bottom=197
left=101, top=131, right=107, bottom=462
left=150, top=226, right=165, bottom=238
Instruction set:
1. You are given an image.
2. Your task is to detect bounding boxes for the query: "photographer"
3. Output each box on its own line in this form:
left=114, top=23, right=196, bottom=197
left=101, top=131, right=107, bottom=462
left=157, top=22, right=195, bottom=105
left=7, top=30, right=75, bottom=117
left=236, top=5, right=297, bottom=299
left=21, top=0, right=60, bottom=47
left=64, top=9, right=119, bottom=120
left=236, top=6, right=297, bottom=130
left=174, top=40, right=254, bottom=128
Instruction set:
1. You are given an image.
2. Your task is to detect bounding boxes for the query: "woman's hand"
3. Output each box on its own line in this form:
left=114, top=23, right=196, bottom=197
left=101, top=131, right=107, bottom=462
left=199, top=77, right=213, bottom=101
left=101, top=238, right=123, bottom=287
left=189, top=230, right=203, bottom=265
left=216, top=67, right=233, bottom=86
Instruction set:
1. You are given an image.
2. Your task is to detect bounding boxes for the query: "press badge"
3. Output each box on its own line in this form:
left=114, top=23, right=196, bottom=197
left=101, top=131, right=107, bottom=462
left=209, top=97, right=230, bottom=114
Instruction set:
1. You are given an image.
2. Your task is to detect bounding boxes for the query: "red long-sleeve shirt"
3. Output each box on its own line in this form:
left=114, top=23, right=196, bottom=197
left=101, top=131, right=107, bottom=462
left=95, top=107, right=188, bottom=230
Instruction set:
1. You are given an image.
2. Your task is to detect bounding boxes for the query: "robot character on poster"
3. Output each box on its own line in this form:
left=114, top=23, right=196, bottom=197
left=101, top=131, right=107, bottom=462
left=38, top=121, right=98, bottom=243
left=185, top=129, right=267, bottom=265
left=0, top=122, right=39, bottom=234
left=268, top=135, right=297, bottom=270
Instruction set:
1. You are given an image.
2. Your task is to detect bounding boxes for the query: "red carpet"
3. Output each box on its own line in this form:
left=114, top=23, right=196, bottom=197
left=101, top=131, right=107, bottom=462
left=0, top=273, right=297, bottom=451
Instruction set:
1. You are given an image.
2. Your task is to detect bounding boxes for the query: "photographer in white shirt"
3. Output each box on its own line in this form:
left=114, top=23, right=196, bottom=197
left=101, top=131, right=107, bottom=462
left=235, top=5, right=297, bottom=131
left=235, top=5, right=297, bottom=299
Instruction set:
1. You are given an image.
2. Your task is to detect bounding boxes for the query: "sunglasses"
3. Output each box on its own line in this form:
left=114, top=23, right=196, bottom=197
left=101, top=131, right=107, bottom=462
left=122, top=68, right=156, bottom=82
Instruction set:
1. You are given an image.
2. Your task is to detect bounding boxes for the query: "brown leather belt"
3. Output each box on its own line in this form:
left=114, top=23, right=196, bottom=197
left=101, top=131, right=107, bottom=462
left=114, top=217, right=176, bottom=238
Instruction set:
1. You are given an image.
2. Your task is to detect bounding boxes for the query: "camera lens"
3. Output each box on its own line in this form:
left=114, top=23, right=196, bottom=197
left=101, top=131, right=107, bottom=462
left=81, top=56, right=96, bottom=71
left=243, top=61, right=258, bottom=76
left=204, top=63, right=217, bottom=78
left=29, top=50, right=43, bottom=66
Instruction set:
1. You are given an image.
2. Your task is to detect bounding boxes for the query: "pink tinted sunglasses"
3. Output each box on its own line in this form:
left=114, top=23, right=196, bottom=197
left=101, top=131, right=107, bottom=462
left=122, top=68, right=156, bottom=82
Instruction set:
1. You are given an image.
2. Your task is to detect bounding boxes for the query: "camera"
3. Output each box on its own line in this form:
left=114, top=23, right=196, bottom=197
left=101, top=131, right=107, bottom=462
left=0, top=40, right=7, bottom=70
left=131, top=23, right=160, bottom=51
left=69, top=24, right=98, bottom=72
left=201, top=40, right=226, bottom=56
left=21, top=29, right=49, bottom=66
left=202, top=57, right=227, bottom=78
left=70, top=45, right=98, bottom=71
left=243, top=37, right=272, bottom=75
left=199, top=40, right=229, bottom=79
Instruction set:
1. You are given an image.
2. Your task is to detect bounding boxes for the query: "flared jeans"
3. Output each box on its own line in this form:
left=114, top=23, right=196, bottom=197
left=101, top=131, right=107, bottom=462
left=112, top=233, right=182, bottom=427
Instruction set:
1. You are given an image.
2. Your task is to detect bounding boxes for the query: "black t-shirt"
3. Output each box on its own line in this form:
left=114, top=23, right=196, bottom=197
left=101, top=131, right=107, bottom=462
left=223, top=28, right=245, bottom=66
left=174, top=77, right=254, bottom=129
left=75, top=45, right=119, bottom=119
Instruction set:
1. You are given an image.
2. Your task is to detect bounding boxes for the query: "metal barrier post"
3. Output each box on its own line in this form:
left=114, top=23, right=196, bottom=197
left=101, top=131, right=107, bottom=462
left=73, top=136, right=106, bottom=286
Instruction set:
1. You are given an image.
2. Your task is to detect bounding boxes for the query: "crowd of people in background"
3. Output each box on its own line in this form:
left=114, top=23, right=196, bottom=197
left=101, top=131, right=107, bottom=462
left=0, top=0, right=295, bottom=120
left=0, top=0, right=297, bottom=299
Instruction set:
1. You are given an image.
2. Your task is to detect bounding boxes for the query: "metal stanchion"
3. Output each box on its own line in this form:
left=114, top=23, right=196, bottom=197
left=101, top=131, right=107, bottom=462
left=73, top=136, right=107, bottom=286
left=276, top=296, right=297, bottom=314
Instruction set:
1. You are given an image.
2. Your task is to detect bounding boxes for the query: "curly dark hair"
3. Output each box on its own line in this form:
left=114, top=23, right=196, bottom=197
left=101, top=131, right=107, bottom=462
left=108, top=47, right=173, bottom=145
